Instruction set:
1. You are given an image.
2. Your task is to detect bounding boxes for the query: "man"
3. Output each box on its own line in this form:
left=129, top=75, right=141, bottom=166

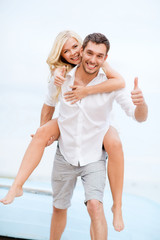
left=41, top=33, right=148, bottom=240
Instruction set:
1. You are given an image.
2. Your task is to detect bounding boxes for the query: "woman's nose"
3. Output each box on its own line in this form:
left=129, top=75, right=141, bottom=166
left=70, top=49, right=75, bottom=55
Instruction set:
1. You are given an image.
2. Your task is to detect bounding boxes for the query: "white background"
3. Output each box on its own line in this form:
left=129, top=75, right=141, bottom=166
left=0, top=0, right=160, bottom=202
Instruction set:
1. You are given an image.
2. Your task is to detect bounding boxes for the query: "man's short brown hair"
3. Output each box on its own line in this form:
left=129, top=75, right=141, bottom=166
left=82, top=33, right=110, bottom=55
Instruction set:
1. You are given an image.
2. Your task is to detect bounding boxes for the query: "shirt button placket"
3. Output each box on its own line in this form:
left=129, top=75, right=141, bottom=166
left=77, top=104, right=83, bottom=165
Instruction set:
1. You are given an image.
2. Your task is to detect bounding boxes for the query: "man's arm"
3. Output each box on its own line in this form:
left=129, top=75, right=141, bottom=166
left=134, top=103, right=148, bottom=122
left=131, top=77, right=148, bottom=122
left=40, top=103, right=55, bottom=126
left=115, top=77, right=148, bottom=122
left=39, top=104, right=56, bottom=147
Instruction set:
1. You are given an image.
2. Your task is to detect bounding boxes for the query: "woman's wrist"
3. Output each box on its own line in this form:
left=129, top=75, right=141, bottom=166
left=85, top=86, right=94, bottom=96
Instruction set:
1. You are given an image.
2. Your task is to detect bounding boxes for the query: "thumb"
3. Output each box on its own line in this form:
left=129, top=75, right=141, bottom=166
left=61, top=66, right=67, bottom=76
left=134, top=77, right=138, bottom=90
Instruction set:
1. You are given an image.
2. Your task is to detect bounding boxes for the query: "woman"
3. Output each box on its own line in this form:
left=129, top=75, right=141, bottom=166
left=0, top=31, right=125, bottom=231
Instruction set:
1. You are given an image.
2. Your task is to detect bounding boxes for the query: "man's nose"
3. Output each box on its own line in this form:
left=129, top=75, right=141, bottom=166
left=90, top=55, right=96, bottom=64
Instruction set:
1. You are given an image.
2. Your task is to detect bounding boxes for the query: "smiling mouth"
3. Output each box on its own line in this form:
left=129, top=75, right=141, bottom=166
left=71, top=55, right=80, bottom=61
left=86, top=63, right=97, bottom=70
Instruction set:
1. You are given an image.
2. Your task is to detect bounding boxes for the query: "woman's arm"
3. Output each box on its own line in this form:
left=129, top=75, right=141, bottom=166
left=64, top=62, right=125, bottom=104
left=40, top=104, right=55, bottom=126
left=82, top=62, right=125, bottom=94
left=102, top=61, right=125, bottom=90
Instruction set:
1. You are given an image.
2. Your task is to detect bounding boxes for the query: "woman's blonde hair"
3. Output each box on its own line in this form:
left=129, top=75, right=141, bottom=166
left=46, top=30, right=82, bottom=73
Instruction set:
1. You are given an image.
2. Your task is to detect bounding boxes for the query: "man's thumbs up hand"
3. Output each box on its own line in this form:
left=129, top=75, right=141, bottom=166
left=131, top=77, right=144, bottom=105
left=134, top=77, right=139, bottom=90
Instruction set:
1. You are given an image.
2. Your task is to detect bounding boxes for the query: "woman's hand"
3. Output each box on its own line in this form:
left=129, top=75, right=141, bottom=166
left=54, top=66, right=66, bottom=87
left=64, top=85, right=88, bottom=104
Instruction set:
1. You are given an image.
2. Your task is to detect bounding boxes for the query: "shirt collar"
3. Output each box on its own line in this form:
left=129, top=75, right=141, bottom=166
left=98, top=67, right=106, bottom=77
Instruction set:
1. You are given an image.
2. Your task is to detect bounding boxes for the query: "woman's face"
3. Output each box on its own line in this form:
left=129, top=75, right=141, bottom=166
left=61, top=37, right=82, bottom=65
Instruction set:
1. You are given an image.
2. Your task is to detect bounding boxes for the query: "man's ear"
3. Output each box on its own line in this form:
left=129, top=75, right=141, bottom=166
left=104, top=54, right=108, bottom=61
left=80, top=47, right=83, bottom=57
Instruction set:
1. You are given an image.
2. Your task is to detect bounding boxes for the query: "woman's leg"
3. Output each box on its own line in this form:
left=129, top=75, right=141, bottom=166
left=103, top=126, right=124, bottom=232
left=0, top=119, right=60, bottom=205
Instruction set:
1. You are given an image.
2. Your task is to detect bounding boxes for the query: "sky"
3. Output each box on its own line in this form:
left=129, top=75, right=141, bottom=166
left=0, top=0, right=160, bottom=93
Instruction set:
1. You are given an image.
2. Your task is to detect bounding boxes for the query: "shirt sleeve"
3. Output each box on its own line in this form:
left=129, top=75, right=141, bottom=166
left=114, top=88, right=136, bottom=120
left=44, top=75, right=58, bottom=107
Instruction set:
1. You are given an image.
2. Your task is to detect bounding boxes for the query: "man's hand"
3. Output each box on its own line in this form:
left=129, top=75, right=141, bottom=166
left=54, top=66, right=67, bottom=87
left=30, top=134, right=55, bottom=147
left=131, top=77, right=148, bottom=122
left=131, top=77, right=145, bottom=105
left=64, top=85, right=88, bottom=104
left=45, top=136, right=56, bottom=147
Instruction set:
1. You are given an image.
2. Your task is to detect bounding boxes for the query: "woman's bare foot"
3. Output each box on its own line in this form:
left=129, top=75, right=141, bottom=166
left=0, top=185, right=23, bottom=205
left=111, top=205, right=124, bottom=232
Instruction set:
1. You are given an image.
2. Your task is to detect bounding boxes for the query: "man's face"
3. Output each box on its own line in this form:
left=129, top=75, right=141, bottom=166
left=80, top=41, right=107, bottom=75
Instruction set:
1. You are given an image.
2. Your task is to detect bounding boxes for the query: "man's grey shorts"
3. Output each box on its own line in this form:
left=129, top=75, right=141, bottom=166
left=51, top=146, right=106, bottom=209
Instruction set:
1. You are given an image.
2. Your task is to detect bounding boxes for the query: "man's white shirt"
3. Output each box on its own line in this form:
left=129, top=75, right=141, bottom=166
left=45, top=66, right=135, bottom=166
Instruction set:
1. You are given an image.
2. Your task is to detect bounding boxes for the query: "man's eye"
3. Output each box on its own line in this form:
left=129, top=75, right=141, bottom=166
left=74, top=45, right=78, bottom=48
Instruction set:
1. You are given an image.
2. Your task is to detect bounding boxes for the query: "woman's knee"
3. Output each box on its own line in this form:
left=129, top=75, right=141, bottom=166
left=104, top=128, right=123, bottom=152
left=34, top=125, right=49, bottom=141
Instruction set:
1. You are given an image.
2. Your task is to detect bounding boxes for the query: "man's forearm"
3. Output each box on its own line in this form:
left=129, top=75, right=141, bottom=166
left=135, top=102, right=148, bottom=122
left=40, top=104, right=55, bottom=126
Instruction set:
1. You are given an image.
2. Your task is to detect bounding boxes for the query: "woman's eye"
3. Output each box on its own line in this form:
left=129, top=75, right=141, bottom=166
left=64, top=50, right=68, bottom=54
left=74, top=45, right=78, bottom=48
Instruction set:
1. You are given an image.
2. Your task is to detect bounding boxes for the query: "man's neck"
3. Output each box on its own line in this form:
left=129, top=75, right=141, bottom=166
left=74, top=64, right=99, bottom=86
